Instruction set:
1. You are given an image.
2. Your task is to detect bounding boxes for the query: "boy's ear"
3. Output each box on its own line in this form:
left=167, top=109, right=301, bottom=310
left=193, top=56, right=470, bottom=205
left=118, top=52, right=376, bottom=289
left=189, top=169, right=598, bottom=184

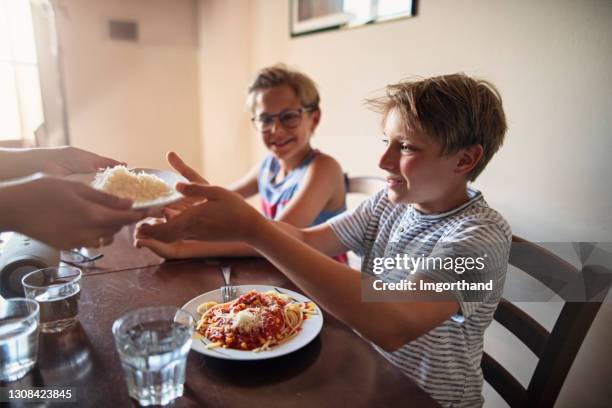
left=456, top=144, right=484, bottom=175
left=310, top=109, right=321, bottom=131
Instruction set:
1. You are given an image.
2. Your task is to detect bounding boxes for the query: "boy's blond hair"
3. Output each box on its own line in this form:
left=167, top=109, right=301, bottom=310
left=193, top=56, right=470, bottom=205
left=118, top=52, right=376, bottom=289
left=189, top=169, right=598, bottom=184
left=368, top=73, right=507, bottom=181
left=247, top=64, right=320, bottom=113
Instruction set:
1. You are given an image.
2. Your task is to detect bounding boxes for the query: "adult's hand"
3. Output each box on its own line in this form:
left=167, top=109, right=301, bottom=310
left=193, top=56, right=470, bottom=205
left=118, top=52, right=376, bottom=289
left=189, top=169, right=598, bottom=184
left=0, top=146, right=124, bottom=181
left=37, top=146, right=123, bottom=176
left=0, top=174, right=144, bottom=249
left=138, top=183, right=263, bottom=244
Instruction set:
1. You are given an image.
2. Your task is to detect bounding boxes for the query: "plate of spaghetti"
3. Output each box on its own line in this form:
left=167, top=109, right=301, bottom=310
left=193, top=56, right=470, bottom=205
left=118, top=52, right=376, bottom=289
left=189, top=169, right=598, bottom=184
left=181, top=285, right=323, bottom=360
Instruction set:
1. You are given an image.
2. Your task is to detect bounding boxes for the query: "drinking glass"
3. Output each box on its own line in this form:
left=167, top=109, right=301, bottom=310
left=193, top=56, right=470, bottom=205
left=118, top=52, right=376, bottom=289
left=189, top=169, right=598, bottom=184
left=22, top=266, right=82, bottom=333
left=112, top=306, right=194, bottom=406
left=0, top=298, right=40, bottom=382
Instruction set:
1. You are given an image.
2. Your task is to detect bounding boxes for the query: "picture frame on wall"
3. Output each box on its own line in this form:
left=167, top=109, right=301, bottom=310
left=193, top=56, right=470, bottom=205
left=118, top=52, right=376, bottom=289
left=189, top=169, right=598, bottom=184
left=290, top=0, right=416, bottom=37
left=290, top=0, right=352, bottom=36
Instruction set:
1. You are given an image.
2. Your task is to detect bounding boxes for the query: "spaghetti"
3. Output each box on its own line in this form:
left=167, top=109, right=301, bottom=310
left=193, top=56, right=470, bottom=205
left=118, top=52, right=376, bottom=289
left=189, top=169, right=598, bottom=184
left=196, top=290, right=317, bottom=352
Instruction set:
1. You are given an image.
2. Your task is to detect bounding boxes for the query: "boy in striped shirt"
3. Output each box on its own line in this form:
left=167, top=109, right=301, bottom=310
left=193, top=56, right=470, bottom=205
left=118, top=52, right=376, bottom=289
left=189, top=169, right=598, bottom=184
left=140, top=73, right=512, bottom=407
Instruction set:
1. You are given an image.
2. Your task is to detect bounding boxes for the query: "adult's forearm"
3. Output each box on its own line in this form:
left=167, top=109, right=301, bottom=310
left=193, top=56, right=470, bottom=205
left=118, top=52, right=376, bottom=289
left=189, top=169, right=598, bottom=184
left=0, top=148, right=41, bottom=181
left=0, top=186, right=11, bottom=231
left=0, top=180, right=27, bottom=233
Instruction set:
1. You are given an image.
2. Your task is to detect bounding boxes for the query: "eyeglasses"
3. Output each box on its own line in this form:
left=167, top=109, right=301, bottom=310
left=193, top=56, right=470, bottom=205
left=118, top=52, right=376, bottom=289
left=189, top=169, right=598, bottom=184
left=61, top=249, right=104, bottom=266
left=251, top=107, right=316, bottom=132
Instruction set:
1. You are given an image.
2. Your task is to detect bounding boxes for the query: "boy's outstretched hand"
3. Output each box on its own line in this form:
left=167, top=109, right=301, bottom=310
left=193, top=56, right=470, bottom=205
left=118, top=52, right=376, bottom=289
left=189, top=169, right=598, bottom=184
left=138, top=183, right=263, bottom=244
left=134, top=217, right=186, bottom=258
left=164, top=151, right=210, bottom=213
left=167, top=151, right=208, bottom=184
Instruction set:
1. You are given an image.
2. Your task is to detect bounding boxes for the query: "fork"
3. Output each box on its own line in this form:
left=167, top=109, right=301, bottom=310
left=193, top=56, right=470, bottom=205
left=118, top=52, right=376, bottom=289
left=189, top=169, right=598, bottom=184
left=220, top=266, right=237, bottom=302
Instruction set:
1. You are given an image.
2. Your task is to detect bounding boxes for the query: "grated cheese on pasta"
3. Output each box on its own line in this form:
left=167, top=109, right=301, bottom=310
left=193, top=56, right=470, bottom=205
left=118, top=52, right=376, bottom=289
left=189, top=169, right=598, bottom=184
left=231, top=308, right=264, bottom=333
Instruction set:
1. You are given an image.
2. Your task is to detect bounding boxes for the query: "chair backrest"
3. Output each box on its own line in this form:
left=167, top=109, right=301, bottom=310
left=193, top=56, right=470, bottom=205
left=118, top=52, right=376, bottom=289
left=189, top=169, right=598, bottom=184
left=344, top=176, right=385, bottom=270
left=345, top=175, right=386, bottom=195
left=482, top=236, right=611, bottom=407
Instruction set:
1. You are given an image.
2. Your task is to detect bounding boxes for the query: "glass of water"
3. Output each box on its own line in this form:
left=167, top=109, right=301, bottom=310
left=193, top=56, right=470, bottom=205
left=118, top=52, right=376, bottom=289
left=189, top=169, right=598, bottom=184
left=22, top=266, right=82, bottom=333
left=112, top=306, right=194, bottom=406
left=0, top=298, right=40, bottom=382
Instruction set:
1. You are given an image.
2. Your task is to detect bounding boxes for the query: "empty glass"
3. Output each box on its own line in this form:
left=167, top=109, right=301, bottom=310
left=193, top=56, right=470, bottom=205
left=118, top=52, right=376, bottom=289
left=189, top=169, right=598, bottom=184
left=0, top=298, right=40, bottom=382
left=112, top=306, right=194, bottom=406
left=22, top=266, right=82, bottom=333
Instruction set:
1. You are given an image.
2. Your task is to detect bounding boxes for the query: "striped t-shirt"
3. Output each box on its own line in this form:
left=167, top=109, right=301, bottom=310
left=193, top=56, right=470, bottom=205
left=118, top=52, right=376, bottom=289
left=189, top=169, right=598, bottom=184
left=329, top=187, right=511, bottom=407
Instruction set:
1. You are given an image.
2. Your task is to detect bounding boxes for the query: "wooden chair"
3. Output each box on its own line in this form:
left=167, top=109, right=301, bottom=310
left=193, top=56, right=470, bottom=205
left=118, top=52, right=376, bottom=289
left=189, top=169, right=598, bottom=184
left=345, top=175, right=386, bottom=196
left=482, top=236, right=611, bottom=407
left=344, top=176, right=385, bottom=269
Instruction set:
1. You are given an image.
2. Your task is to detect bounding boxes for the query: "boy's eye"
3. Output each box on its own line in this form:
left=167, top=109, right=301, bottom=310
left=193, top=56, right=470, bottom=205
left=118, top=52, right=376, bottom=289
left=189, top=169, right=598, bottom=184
left=381, top=139, right=417, bottom=152
left=280, top=111, right=300, bottom=121
left=279, top=111, right=301, bottom=127
left=400, top=143, right=417, bottom=152
left=259, top=116, right=274, bottom=125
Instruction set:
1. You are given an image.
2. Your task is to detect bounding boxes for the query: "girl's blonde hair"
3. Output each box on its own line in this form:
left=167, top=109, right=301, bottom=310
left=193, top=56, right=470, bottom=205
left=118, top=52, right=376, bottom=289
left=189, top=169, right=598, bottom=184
left=247, top=64, right=320, bottom=113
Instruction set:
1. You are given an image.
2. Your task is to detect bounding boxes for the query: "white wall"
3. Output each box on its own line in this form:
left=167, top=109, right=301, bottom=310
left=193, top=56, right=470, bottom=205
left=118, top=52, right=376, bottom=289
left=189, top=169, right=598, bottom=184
left=197, top=0, right=612, bottom=406
left=54, top=0, right=201, bottom=171
left=195, top=0, right=254, bottom=185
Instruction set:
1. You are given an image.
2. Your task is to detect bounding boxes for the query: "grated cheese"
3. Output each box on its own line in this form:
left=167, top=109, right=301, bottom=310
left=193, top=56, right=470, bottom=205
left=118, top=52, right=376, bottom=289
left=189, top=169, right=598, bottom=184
left=92, top=165, right=172, bottom=203
left=231, top=308, right=263, bottom=333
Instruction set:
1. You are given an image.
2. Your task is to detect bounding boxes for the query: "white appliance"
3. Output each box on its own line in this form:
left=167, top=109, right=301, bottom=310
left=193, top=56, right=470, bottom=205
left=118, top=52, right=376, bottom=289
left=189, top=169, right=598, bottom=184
left=0, top=232, right=60, bottom=298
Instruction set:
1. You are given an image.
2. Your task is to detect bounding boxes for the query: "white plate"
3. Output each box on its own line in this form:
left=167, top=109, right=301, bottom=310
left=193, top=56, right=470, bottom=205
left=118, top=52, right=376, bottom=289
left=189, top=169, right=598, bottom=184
left=182, top=284, right=323, bottom=361
left=66, top=168, right=186, bottom=209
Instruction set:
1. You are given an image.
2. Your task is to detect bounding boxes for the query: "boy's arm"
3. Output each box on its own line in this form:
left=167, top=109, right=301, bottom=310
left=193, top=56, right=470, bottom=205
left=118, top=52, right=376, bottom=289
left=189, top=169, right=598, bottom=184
left=137, top=153, right=259, bottom=257
left=227, top=165, right=259, bottom=199
left=139, top=185, right=458, bottom=351
left=168, top=151, right=258, bottom=199
left=137, top=154, right=346, bottom=259
left=273, top=154, right=345, bottom=228
left=135, top=220, right=347, bottom=259
left=247, top=218, right=459, bottom=351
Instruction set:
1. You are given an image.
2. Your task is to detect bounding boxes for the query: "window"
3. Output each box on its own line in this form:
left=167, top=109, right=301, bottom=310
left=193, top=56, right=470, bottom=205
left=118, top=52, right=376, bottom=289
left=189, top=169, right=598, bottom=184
left=291, top=0, right=415, bottom=37
left=344, top=0, right=414, bottom=24
left=0, top=0, right=44, bottom=143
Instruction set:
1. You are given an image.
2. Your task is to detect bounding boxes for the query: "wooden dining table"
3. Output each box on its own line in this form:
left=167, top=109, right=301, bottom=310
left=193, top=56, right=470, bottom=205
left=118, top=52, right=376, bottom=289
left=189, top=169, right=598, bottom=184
left=4, top=228, right=440, bottom=407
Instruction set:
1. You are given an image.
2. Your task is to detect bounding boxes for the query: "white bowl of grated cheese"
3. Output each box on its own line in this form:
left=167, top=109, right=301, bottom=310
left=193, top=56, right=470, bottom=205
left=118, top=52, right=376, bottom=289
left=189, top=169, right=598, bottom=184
left=67, top=166, right=187, bottom=209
